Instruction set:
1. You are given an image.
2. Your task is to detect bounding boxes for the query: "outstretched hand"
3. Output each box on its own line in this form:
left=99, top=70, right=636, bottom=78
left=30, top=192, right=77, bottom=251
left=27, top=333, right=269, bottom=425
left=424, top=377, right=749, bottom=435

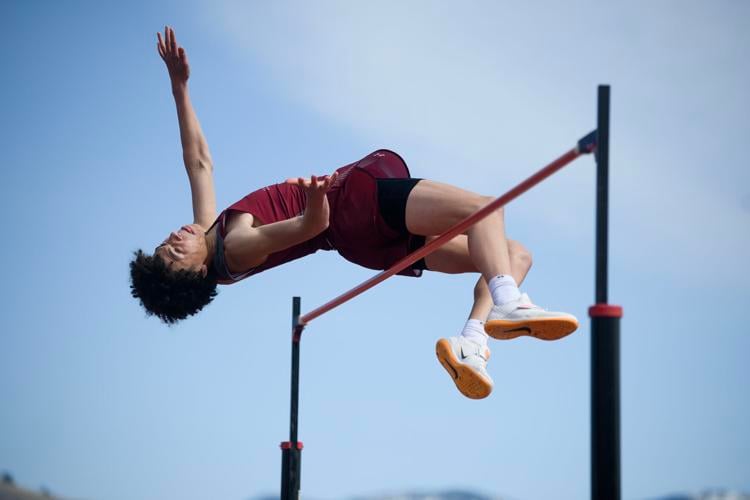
left=285, top=172, right=339, bottom=234
left=157, top=26, right=190, bottom=84
left=285, top=172, right=338, bottom=192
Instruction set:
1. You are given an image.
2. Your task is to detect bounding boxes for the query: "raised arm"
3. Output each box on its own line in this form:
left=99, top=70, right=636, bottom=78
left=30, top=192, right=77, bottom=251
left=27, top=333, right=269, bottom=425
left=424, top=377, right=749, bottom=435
left=157, top=26, right=217, bottom=229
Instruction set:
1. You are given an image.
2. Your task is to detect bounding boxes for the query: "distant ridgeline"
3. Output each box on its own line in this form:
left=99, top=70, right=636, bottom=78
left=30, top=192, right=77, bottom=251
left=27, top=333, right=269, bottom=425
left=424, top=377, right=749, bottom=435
left=253, top=490, right=750, bottom=500
left=3, top=473, right=749, bottom=500
left=252, top=491, right=502, bottom=500
left=650, top=492, right=750, bottom=500
left=0, top=472, right=66, bottom=500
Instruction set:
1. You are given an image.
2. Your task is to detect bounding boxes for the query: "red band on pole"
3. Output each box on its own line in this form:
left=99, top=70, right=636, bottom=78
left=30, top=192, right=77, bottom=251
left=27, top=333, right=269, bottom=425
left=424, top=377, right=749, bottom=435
left=299, top=147, right=583, bottom=325
left=589, top=304, right=623, bottom=318
left=280, top=441, right=304, bottom=450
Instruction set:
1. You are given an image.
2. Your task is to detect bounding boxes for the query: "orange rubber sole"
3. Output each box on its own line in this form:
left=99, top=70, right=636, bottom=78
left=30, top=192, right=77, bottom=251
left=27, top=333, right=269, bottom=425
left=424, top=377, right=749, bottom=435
left=435, top=339, right=492, bottom=400
left=484, top=317, right=579, bottom=341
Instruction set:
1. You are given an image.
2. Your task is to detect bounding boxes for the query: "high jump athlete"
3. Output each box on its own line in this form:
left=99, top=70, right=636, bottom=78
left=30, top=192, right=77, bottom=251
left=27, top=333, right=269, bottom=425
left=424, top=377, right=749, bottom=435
left=130, top=27, right=578, bottom=400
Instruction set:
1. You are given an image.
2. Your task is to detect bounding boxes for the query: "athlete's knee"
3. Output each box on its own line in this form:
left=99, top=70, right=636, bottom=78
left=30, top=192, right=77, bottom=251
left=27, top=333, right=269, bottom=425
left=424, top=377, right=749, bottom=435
left=481, top=195, right=495, bottom=205
left=468, top=195, right=500, bottom=217
left=479, top=195, right=503, bottom=217
left=509, top=240, right=532, bottom=271
left=452, top=194, right=501, bottom=225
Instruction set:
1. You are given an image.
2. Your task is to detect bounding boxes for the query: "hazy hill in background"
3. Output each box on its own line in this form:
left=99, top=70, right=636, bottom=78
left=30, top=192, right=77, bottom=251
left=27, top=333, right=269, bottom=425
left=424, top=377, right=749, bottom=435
left=2, top=473, right=749, bottom=500
left=0, top=475, right=63, bottom=500
left=251, top=489, right=750, bottom=500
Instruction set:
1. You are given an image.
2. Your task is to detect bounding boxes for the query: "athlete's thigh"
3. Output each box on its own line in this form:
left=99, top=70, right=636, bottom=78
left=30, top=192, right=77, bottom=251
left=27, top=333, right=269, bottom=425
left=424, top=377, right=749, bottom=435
left=405, top=180, right=489, bottom=236
left=424, top=235, right=526, bottom=274
left=424, top=235, right=476, bottom=274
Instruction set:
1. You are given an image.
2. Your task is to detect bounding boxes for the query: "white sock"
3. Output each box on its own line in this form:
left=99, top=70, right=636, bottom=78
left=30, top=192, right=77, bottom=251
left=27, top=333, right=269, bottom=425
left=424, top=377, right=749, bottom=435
left=460, top=318, right=488, bottom=345
left=488, top=274, right=521, bottom=306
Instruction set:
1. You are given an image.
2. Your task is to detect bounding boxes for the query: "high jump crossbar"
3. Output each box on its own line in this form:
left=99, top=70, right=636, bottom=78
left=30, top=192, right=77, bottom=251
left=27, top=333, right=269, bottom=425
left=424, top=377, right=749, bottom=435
left=280, top=85, right=621, bottom=500
left=298, top=129, right=597, bottom=326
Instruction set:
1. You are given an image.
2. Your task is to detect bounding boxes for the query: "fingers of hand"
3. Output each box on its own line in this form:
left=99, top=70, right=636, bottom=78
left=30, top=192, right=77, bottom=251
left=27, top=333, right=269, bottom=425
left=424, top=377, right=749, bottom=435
left=158, top=25, right=188, bottom=71
left=157, top=31, right=166, bottom=58
left=159, top=27, right=174, bottom=60
left=164, top=26, right=171, bottom=56
left=286, top=174, right=338, bottom=190
left=323, top=171, right=338, bottom=189
left=169, top=26, right=177, bottom=54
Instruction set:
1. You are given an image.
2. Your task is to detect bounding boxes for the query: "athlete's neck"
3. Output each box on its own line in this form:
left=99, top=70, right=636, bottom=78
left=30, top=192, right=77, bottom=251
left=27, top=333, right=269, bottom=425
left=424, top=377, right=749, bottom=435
left=203, top=225, right=217, bottom=266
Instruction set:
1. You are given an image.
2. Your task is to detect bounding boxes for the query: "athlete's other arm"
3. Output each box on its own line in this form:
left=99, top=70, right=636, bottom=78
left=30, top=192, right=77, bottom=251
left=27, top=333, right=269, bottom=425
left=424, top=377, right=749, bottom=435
left=157, top=26, right=217, bottom=229
left=223, top=174, right=338, bottom=270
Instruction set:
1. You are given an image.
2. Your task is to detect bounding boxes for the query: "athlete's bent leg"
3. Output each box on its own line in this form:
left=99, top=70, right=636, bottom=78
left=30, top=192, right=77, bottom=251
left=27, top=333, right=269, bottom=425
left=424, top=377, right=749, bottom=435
left=405, top=180, right=512, bottom=281
left=424, top=236, right=532, bottom=320
left=426, top=235, right=533, bottom=399
left=407, top=179, right=577, bottom=343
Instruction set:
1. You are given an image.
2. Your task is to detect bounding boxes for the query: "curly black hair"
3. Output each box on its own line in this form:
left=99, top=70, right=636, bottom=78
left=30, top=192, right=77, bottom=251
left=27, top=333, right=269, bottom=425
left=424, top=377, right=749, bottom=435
left=129, top=249, right=218, bottom=325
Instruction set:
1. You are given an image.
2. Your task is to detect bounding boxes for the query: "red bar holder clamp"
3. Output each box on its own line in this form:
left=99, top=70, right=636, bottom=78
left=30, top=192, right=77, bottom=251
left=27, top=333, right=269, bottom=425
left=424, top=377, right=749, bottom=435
left=589, top=304, right=623, bottom=318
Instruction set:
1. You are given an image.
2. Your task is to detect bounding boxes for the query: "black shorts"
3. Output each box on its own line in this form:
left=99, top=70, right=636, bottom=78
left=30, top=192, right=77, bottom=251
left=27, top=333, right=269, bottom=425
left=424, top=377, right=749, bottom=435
left=376, top=178, right=428, bottom=270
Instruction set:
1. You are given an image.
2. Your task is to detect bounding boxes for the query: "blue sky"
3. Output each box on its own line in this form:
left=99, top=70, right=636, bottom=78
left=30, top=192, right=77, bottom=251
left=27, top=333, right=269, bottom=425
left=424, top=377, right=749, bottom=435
left=1, top=1, right=748, bottom=499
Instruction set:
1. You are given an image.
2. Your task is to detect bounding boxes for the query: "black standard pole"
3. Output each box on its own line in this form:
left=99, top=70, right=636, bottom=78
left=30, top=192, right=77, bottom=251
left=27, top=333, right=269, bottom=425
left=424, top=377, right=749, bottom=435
left=281, top=296, right=304, bottom=500
left=595, top=86, right=610, bottom=306
left=590, top=85, right=623, bottom=500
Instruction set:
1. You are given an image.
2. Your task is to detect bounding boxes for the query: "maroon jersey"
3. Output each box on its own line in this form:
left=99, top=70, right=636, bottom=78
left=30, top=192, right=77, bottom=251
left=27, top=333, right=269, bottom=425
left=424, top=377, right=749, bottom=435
left=211, top=149, right=422, bottom=284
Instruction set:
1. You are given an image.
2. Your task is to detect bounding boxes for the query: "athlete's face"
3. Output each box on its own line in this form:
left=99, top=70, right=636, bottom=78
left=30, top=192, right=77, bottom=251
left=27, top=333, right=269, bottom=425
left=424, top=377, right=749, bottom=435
left=154, top=223, right=208, bottom=275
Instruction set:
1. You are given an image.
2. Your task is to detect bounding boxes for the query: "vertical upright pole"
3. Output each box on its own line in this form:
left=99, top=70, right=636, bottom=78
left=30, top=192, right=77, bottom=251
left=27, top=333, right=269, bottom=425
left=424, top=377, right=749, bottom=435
left=591, top=85, right=623, bottom=500
left=281, top=296, right=304, bottom=500
left=595, top=87, right=610, bottom=306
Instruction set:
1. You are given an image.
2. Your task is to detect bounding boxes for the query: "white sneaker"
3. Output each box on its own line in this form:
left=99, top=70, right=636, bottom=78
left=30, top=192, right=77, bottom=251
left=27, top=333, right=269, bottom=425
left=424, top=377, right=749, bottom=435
left=484, top=293, right=578, bottom=341
left=435, top=336, right=493, bottom=400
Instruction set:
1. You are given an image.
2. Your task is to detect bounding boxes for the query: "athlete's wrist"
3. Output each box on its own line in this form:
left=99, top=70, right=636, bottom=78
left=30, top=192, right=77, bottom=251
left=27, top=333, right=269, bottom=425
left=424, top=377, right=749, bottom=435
left=300, top=207, right=329, bottom=236
left=171, top=80, right=188, bottom=96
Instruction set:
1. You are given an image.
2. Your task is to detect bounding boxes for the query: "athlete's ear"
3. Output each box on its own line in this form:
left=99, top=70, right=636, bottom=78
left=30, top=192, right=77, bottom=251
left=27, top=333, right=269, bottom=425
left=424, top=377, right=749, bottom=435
left=199, top=264, right=208, bottom=278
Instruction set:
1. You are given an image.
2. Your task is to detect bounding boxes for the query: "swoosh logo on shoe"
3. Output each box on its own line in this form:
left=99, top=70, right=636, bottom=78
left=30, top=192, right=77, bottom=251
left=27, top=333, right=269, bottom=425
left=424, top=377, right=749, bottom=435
left=505, top=326, right=532, bottom=334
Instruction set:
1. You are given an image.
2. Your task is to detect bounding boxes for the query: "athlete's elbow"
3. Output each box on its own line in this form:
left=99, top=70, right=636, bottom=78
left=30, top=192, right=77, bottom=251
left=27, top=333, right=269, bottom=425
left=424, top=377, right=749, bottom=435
left=197, top=158, right=213, bottom=172
left=183, top=155, right=213, bottom=173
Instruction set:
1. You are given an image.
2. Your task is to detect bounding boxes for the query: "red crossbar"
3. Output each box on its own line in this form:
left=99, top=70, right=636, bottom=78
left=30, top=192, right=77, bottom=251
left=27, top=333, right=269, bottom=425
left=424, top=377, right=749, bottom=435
left=299, top=144, right=588, bottom=326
